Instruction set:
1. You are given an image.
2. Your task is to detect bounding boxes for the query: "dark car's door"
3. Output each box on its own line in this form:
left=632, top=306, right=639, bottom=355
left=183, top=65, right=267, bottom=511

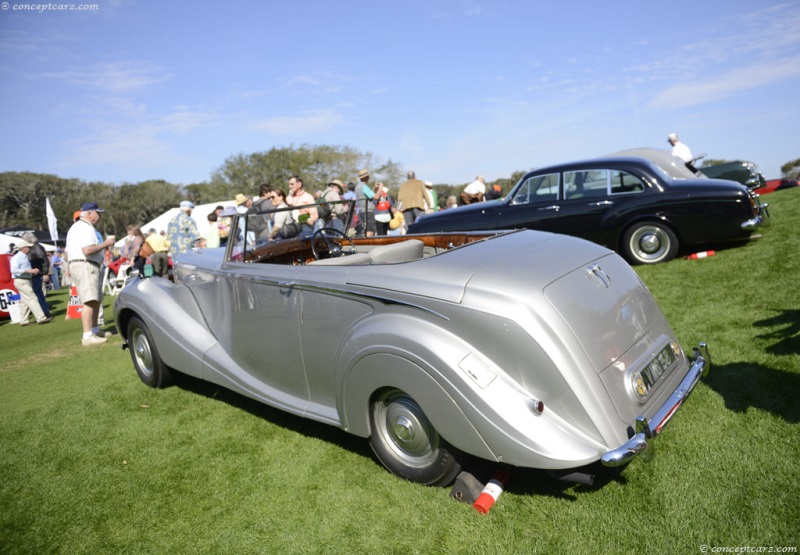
left=495, top=172, right=565, bottom=231
left=557, top=169, right=647, bottom=247
left=498, top=168, right=647, bottom=248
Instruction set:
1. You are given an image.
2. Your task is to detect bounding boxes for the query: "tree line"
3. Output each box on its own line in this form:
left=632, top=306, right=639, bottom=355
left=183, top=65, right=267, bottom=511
left=2, top=145, right=797, bottom=239
left=0, top=144, right=523, bottom=239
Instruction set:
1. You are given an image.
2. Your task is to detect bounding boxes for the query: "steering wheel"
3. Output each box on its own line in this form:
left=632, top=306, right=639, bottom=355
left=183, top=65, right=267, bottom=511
left=311, top=228, right=356, bottom=260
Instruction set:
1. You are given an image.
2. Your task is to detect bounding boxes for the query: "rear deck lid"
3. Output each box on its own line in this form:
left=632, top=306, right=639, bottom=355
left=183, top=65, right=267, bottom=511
left=544, top=253, right=661, bottom=373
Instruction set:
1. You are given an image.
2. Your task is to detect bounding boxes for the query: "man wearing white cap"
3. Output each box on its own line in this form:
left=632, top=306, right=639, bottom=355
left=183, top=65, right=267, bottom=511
left=10, top=240, right=54, bottom=326
left=66, top=202, right=115, bottom=344
left=166, top=200, right=201, bottom=261
left=667, top=133, right=693, bottom=163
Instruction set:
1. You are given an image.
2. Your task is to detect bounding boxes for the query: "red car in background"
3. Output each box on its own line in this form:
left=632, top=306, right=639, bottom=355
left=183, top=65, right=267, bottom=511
left=758, top=178, right=799, bottom=195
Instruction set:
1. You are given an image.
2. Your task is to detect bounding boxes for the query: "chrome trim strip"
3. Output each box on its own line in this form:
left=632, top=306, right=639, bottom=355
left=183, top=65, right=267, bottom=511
left=217, top=270, right=450, bottom=320
left=295, top=282, right=451, bottom=320
left=601, top=342, right=710, bottom=467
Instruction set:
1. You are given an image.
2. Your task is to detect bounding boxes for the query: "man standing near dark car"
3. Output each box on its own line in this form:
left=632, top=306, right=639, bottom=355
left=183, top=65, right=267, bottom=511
left=397, top=171, right=431, bottom=227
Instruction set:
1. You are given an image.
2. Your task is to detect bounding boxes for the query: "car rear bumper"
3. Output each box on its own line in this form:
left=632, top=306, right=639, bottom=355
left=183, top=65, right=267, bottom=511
left=601, top=342, right=710, bottom=467
left=742, top=196, right=770, bottom=229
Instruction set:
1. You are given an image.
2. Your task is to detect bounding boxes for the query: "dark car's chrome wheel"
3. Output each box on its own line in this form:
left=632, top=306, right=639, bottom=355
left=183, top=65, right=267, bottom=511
left=369, top=389, right=464, bottom=486
left=623, top=222, right=679, bottom=264
left=128, top=315, right=172, bottom=388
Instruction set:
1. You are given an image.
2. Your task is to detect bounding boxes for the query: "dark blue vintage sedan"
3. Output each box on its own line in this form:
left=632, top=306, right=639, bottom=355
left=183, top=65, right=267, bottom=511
left=410, top=149, right=768, bottom=264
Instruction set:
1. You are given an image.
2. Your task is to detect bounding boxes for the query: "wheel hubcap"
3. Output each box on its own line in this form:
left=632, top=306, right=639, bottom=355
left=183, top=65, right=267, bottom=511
left=393, top=416, right=415, bottom=443
left=640, top=232, right=661, bottom=254
left=631, top=225, right=669, bottom=262
left=375, top=391, right=438, bottom=467
left=132, top=329, right=153, bottom=378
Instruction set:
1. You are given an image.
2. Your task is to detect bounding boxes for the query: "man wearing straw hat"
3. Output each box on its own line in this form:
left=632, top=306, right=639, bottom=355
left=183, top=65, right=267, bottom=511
left=10, top=239, right=54, bottom=326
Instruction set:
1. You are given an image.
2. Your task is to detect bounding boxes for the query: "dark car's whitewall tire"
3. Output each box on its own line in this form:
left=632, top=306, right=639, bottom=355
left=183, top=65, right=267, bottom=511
left=369, top=388, right=465, bottom=486
left=127, top=316, right=172, bottom=388
left=622, top=222, right=679, bottom=264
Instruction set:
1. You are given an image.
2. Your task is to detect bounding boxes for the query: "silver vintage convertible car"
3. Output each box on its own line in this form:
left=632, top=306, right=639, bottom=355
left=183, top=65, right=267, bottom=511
left=114, top=201, right=710, bottom=486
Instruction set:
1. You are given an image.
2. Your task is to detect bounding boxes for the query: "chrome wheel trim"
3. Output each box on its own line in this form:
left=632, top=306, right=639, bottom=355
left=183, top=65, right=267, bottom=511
left=373, top=390, right=440, bottom=468
left=630, top=225, right=670, bottom=263
left=131, top=327, right=154, bottom=379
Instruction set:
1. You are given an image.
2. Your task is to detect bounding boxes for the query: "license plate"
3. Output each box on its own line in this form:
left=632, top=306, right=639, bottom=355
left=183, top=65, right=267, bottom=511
left=642, top=345, right=676, bottom=391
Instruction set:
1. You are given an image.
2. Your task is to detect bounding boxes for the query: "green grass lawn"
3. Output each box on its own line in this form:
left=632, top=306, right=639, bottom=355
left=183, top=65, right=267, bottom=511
left=2, top=189, right=798, bottom=554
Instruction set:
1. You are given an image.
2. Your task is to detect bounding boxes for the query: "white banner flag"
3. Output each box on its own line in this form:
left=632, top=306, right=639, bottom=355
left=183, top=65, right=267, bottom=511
left=46, top=197, right=58, bottom=242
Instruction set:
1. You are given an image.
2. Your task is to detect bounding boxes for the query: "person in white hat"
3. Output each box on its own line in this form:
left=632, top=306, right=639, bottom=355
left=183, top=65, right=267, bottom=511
left=667, top=133, right=693, bottom=163
left=10, top=240, right=54, bottom=326
left=166, top=200, right=201, bottom=262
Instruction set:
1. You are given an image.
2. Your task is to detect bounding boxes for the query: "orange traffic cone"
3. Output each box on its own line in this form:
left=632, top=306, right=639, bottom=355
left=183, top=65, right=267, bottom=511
left=685, top=250, right=715, bottom=260
left=473, top=469, right=510, bottom=514
left=66, top=285, right=83, bottom=319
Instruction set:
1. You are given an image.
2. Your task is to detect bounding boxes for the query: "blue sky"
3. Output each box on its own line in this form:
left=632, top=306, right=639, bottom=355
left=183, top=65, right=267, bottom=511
left=1, top=0, right=798, bottom=187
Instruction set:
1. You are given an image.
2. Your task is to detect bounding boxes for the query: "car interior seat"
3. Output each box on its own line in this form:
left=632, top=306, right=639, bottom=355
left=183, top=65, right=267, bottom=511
left=368, top=240, right=425, bottom=264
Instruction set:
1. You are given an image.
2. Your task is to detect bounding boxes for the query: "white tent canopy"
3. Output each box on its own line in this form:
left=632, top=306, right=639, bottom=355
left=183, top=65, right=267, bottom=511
left=114, top=200, right=238, bottom=250
left=1, top=233, right=56, bottom=254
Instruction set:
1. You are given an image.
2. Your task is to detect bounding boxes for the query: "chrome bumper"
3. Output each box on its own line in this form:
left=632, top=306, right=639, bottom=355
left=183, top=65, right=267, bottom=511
left=742, top=196, right=770, bottom=229
left=601, top=343, right=711, bottom=467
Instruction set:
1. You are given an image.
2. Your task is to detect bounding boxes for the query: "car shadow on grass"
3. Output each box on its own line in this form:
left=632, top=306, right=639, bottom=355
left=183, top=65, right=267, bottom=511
left=173, top=372, right=375, bottom=459
left=496, top=462, right=628, bottom=501
left=704, top=361, right=800, bottom=424
left=171, top=372, right=628, bottom=499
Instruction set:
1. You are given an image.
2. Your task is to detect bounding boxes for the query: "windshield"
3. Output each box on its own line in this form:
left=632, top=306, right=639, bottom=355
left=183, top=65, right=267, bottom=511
left=227, top=199, right=355, bottom=261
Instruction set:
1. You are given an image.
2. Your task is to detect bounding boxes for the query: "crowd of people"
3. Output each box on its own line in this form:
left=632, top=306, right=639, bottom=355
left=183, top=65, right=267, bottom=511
left=206, top=169, right=506, bottom=244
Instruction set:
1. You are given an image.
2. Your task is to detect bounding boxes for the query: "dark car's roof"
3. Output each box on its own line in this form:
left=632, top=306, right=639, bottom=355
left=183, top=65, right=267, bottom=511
left=602, top=148, right=698, bottom=179
left=518, top=148, right=696, bottom=181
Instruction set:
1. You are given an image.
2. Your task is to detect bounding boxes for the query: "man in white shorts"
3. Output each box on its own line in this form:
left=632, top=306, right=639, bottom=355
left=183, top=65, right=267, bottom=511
left=65, top=202, right=116, bottom=346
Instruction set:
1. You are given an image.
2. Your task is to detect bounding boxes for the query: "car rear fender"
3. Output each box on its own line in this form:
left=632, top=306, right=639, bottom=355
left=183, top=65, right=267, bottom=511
left=335, top=311, right=609, bottom=467
left=341, top=352, right=497, bottom=462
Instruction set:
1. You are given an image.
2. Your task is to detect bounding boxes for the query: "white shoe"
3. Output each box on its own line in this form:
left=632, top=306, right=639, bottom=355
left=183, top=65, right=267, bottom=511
left=82, top=335, right=108, bottom=346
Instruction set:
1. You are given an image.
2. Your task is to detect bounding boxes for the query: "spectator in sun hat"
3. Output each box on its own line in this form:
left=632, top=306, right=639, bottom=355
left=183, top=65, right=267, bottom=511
left=22, top=232, right=51, bottom=318
left=356, top=169, right=376, bottom=236
left=235, top=193, right=253, bottom=209
left=314, top=179, right=347, bottom=232
left=166, top=200, right=201, bottom=262
left=10, top=239, right=54, bottom=326
left=66, top=201, right=116, bottom=345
